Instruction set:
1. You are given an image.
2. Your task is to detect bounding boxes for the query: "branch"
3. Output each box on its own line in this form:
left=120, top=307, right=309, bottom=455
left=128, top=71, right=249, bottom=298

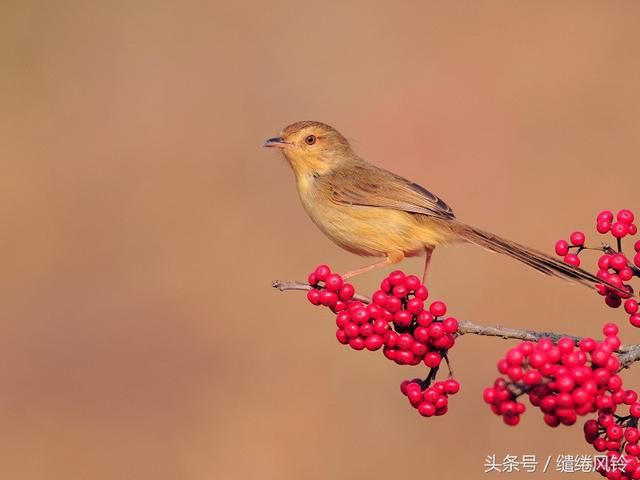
left=272, top=279, right=640, bottom=368
left=272, top=279, right=372, bottom=303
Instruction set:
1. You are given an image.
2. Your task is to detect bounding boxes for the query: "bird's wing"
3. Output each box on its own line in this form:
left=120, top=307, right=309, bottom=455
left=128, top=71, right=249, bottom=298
left=319, top=163, right=455, bottom=220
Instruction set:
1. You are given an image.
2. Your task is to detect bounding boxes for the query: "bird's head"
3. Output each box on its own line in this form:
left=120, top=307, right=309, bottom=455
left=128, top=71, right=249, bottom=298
left=263, top=121, right=353, bottom=177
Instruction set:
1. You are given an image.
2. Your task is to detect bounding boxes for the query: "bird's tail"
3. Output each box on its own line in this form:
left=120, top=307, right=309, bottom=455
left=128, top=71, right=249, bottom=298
left=453, top=222, right=605, bottom=291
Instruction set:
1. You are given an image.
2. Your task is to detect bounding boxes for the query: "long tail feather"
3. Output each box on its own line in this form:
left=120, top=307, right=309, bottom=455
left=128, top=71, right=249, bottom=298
left=454, top=223, right=606, bottom=291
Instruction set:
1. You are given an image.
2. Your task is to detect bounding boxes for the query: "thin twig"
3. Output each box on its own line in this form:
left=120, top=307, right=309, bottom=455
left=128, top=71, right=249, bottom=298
left=272, top=279, right=372, bottom=303
left=272, top=279, right=640, bottom=368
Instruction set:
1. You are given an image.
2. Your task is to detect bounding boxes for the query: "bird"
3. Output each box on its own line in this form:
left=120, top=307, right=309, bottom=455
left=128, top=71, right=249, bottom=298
left=263, top=120, right=607, bottom=290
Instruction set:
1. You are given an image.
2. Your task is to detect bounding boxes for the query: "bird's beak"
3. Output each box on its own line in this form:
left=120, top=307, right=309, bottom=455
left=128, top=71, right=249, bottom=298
left=263, top=136, right=291, bottom=149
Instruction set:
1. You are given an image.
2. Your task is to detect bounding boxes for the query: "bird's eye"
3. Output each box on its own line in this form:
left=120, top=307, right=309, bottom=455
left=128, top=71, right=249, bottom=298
left=305, top=135, right=316, bottom=145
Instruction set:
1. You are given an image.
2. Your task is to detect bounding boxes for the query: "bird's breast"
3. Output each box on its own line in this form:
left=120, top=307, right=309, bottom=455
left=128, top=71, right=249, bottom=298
left=295, top=175, right=446, bottom=257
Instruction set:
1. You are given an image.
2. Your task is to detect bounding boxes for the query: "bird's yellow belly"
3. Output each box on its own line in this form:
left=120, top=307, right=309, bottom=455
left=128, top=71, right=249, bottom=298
left=300, top=194, right=454, bottom=257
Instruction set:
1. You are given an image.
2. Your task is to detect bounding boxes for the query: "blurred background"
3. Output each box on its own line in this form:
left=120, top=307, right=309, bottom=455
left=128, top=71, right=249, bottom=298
left=2, top=1, right=640, bottom=479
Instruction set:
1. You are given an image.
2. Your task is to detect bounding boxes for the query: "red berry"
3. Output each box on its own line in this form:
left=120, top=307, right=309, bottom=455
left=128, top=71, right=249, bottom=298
left=598, top=210, right=614, bottom=223
left=395, top=350, right=414, bottom=365
left=620, top=267, right=634, bottom=281
left=416, top=311, right=433, bottom=326
left=597, top=221, right=611, bottom=234
left=431, top=334, right=454, bottom=349
left=503, top=415, right=520, bottom=426
left=411, top=342, right=427, bottom=357
left=618, top=209, right=635, bottom=224
left=605, top=335, right=621, bottom=351
left=555, top=240, right=569, bottom=256
left=397, top=333, right=414, bottom=350
left=407, top=298, right=424, bottom=314
left=442, top=317, right=459, bottom=333
left=603, top=323, right=619, bottom=336
left=372, top=318, right=388, bottom=335
left=544, top=414, right=560, bottom=427
left=599, top=255, right=612, bottom=270
left=336, top=312, right=350, bottom=329
left=404, top=275, right=421, bottom=291
left=606, top=293, right=622, bottom=308
left=505, top=348, right=524, bottom=366
left=415, top=285, right=429, bottom=300
left=572, top=388, right=590, bottom=405
left=483, top=387, right=496, bottom=404
left=564, top=253, right=581, bottom=267
left=418, top=402, right=436, bottom=417
left=407, top=387, right=423, bottom=404
left=350, top=308, right=369, bottom=324
left=523, top=370, right=542, bottom=386
left=336, top=329, right=348, bottom=344
left=331, top=300, right=347, bottom=312
left=607, top=424, right=624, bottom=441
left=429, top=301, right=447, bottom=317
left=423, top=387, right=438, bottom=402
left=383, top=347, right=396, bottom=360
left=388, top=270, right=405, bottom=286
left=556, top=375, right=575, bottom=392
left=319, top=290, right=338, bottom=306
left=626, top=427, right=640, bottom=443
left=324, top=273, right=343, bottom=291
left=414, top=326, right=429, bottom=343
left=427, top=322, right=444, bottom=339
left=569, top=231, right=586, bottom=246
left=359, top=323, right=373, bottom=337
left=400, top=380, right=412, bottom=395
left=612, top=222, right=629, bottom=238
left=393, top=310, right=412, bottom=328
left=392, top=285, right=408, bottom=298
left=433, top=396, right=447, bottom=411
left=307, top=289, right=321, bottom=305
left=584, top=419, right=599, bottom=436
left=611, top=254, right=628, bottom=271
left=424, top=351, right=441, bottom=368
left=362, top=333, right=382, bottom=350
left=385, top=296, right=402, bottom=313
left=338, top=283, right=355, bottom=300
left=314, top=264, right=331, bottom=281
left=596, top=395, right=614, bottom=412
left=349, top=337, right=365, bottom=350
left=593, top=437, right=606, bottom=452
left=344, top=323, right=360, bottom=338
left=366, top=304, right=383, bottom=319
left=444, top=379, right=460, bottom=394
left=579, top=338, right=597, bottom=352
left=625, top=390, right=638, bottom=405
left=557, top=337, right=575, bottom=353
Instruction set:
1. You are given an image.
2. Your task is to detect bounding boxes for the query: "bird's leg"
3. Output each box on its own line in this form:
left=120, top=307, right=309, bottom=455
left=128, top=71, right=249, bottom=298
left=422, top=247, right=433, bottom=284
left=342, top=251, right=405, bottom=280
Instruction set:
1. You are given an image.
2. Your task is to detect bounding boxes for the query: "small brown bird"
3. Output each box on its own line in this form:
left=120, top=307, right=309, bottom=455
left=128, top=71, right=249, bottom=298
left=264, top=120, right=604, bottom=289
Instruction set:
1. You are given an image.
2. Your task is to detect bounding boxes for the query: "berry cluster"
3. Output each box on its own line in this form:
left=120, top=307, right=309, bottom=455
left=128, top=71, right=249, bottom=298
left=555, top=209, right=640, bottom=328
left=584, top=402, right=640, bottom=479
left=377, top=271, right=458, bottom=368
left=596, top=209, right=638, bottom=239
left=401, top=377, right=460, bottom=417
left=483, top=324, right=634, bottom=429
left=307, top=265, right=356, bottom=312
left=305, top=265, right=460, bottom=418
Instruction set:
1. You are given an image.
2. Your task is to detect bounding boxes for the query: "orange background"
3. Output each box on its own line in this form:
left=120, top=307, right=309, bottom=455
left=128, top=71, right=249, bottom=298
left=2, top=1, right=640, bottom=479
